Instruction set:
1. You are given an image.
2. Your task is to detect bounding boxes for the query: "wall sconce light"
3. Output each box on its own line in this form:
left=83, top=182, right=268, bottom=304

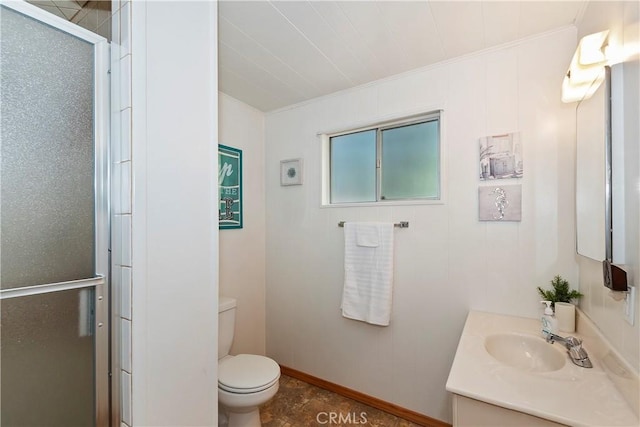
left=561, top=30, right=610, bottom=103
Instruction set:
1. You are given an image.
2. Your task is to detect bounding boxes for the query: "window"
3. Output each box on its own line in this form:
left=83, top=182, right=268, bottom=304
left=326, top=112, right=441, bottom=204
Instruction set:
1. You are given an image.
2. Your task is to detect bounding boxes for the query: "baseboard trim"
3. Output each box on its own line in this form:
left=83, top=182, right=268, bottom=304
left=279, top=365, right=451, bottom=427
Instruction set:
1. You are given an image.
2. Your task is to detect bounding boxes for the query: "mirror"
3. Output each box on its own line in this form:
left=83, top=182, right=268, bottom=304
left=575, top=66, right=611, bottom=262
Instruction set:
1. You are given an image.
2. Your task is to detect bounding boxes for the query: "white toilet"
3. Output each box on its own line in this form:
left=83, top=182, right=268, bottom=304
left=218, top=296, right=280, bottom=427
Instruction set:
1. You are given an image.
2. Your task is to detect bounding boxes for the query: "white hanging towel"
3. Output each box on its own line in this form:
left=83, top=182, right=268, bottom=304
left=341, top=222, right=395, bottom=326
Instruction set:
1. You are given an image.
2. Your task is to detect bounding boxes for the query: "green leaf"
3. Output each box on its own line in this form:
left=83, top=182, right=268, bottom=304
left=536, top=275, right=583, bottom=308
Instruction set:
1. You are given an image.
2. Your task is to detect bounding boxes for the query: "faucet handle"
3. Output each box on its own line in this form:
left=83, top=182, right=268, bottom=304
left=556, top=335, right=593, bottom=368
left=564, top=336, right=582, bottom=347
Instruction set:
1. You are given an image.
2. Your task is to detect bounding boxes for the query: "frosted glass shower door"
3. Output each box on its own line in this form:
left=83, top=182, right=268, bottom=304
left=0, top=2, right=110, bottom=426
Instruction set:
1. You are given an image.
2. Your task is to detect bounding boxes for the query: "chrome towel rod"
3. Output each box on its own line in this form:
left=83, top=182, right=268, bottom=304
left=338, top=221, right=409, bottom=228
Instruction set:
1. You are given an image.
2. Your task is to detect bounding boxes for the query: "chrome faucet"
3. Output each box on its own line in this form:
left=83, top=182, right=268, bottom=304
left=545, top=333, right=593, bottom=368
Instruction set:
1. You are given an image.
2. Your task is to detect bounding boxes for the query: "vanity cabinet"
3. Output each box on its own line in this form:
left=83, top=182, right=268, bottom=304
left=447, top=311, right=638, bottom=426
left=452, top=395, right=567, bottom=427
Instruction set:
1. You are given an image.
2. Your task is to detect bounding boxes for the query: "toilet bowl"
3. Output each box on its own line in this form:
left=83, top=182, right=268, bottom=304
left=218, top=354, right=280, bottom=426
left=218, top=297, right=280, bottom=427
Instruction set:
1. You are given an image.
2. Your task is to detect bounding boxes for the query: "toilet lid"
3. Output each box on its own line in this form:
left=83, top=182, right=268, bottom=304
left=218, top=354, right=280, bottom=393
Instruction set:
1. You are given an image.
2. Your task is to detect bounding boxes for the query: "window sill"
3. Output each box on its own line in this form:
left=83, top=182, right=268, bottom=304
left=320, top=199, right=445, bottom=208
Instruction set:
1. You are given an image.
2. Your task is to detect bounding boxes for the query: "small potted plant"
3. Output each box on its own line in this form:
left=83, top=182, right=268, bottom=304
left=537, top=275, right=582, bottom=332
left=537, top=275, right=583, bottom=307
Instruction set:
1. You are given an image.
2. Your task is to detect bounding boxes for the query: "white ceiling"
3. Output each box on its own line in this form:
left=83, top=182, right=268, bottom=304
left=219, top=1, right=588, bottom=112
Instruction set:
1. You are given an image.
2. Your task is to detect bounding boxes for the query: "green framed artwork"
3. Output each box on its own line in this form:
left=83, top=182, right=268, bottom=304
left=218, top=144, right=243, bottom=229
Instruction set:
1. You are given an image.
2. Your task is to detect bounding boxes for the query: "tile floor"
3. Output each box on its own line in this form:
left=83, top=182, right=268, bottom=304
left=260, top=375, right=423, bottom=427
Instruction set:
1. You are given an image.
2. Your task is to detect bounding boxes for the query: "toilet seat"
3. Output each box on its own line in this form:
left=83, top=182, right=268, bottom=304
left=218, top=354, right=280, bottom=394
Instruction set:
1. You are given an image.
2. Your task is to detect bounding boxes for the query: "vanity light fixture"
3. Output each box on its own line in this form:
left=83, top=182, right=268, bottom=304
left=561, top=30, right=610, bottom=103
left=576, top=31, right=609, bottom=67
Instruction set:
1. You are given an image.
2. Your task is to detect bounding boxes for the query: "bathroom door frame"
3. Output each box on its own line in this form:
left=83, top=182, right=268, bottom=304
left=0, top=1, right=111, bottom=425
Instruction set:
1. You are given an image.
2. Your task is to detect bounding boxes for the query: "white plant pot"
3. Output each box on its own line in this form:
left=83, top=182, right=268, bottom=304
left=555, top=302, right=576, bottom=333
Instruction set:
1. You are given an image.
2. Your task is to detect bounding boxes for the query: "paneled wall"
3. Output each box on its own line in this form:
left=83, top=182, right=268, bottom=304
left=113, top=2, right=219, bottom=425
left=219, top=93, right=267, bottom=356
left=264, top=28, right=578, bottom=423
left=576, top=1, right=640, bottom=371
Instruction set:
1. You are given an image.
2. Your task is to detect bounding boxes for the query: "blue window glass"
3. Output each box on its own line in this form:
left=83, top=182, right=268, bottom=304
left=330, top=130, right=376, bottom=203
left=327, top=113, right=440, bottom=204
left=381, top=120, right=439, bottom=200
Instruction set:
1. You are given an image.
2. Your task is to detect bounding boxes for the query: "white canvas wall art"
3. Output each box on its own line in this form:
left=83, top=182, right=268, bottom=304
left=479, top=185, right=522, bottom=221
left=479, top=132, right=523, bottom=180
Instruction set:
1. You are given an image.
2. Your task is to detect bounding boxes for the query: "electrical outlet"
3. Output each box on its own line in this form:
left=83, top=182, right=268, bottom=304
left=624, top=285, right=636, bottom=326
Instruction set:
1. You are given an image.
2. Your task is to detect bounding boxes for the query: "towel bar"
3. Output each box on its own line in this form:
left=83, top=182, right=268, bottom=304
left=338, top=221, right=409, bottom=228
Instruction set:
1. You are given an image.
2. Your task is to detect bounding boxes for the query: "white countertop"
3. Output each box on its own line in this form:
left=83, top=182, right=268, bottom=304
left=446, top=311, right=639, bottom=427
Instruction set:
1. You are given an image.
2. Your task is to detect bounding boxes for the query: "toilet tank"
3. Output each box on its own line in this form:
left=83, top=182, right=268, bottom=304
left=218, top=296, right=237, bottom=360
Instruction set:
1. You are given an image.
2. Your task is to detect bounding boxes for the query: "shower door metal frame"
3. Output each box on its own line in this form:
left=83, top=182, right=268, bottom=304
left=0, top=1, right=111, bottom=425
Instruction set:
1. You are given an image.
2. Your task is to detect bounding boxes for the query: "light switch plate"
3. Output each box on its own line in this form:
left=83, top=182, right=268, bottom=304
left=624, top=285, right=636, bottom=326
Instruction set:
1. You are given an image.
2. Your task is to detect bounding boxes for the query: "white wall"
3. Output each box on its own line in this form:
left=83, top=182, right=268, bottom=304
left=128, top=2, right=219, bottom=425
left=264, top=28, right=578, bottom=423
left=576, top=1, right=640, bottom=372
left=219, top=93, right=267, bottom=356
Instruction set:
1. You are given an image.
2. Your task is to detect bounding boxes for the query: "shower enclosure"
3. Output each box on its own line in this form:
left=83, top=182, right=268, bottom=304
left=1, top=1, right=110, bottom=425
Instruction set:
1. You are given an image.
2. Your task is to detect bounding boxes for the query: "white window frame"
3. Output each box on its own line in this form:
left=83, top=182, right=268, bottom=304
left=320, top=111, right=446, bottom=207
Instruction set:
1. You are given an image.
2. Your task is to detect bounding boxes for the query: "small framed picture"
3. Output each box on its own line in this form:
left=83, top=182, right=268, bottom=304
left=478, top=184, right=522, bottom=221
left=479, top=132, right=523, bottom=180
left=280, top=158, right=303, bottom=186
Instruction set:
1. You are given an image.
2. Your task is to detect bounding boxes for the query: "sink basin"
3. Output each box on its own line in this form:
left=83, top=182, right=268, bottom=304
left=484, top=333, right=566, bottom=372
